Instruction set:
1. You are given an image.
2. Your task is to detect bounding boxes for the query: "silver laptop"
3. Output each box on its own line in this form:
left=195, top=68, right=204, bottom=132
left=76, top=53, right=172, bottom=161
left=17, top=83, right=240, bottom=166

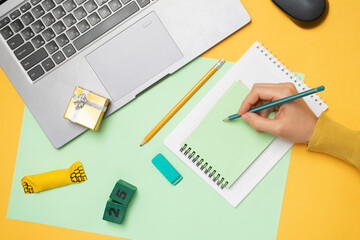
left=0, top=0, right=250, bottom=148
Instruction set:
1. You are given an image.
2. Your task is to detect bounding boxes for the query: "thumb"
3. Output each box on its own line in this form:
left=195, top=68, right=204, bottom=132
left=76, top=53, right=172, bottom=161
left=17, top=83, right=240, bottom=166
left=242, top=112, right=279, bottom=135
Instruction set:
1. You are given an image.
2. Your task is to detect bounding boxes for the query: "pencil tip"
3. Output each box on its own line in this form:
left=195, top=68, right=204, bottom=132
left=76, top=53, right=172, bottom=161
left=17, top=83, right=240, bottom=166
left=140, top=140, right=147, bottom=146
left=223, top=118, right=229, bottom=121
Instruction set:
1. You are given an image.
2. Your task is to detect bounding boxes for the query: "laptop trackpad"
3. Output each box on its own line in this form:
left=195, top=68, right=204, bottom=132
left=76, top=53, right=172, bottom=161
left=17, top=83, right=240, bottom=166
left=86, top=12, right=183, bottom=102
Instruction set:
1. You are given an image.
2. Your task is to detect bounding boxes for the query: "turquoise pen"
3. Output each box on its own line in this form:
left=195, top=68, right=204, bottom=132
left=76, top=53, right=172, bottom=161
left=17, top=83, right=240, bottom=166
left=224, top=86, right=325, bottom=121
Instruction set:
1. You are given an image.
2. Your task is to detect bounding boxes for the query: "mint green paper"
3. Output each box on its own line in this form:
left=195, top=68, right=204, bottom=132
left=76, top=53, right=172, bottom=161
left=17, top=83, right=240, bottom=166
left=184, top=81, right=276, bottom=188
left=8, top=58, right=291, bottom=240
left=293, top=72, right=305, bottom=82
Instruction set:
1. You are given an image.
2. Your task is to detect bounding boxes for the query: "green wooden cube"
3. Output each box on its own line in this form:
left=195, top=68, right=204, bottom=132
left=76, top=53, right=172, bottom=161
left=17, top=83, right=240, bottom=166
left=109, top=179, right=137, bottom=205
left=103, top=200, right=127, bottom=224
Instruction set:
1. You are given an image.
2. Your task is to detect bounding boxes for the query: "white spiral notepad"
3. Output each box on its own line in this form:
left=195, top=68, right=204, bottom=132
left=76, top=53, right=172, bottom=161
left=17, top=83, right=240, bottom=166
left=164, top=41, right=328, bottom=207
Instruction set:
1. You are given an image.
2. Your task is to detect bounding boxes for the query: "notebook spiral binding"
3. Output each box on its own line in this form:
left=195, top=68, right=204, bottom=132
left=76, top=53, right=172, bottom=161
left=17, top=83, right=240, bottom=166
left=256, top=43, right=325, bottom=106
left=180, top=143, right=228, bottom=189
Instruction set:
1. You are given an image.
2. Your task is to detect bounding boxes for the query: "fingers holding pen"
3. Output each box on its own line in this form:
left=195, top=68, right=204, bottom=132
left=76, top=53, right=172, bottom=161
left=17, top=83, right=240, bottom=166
left=237, top=82, right=298, bottom=115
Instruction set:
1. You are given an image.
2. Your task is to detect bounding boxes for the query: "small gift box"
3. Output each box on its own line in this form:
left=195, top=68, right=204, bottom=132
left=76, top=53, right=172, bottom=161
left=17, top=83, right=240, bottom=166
left=64, top=87, right=109, bottom=131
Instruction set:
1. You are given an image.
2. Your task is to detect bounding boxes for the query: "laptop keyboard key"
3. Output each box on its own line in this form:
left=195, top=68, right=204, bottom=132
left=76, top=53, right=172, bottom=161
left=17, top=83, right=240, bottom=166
left=120, top=0, right=131, bottom=4
left=20, top=3, right=32, bottom=13
left=63, top=0, right=76, bottom=12
left=32, top=5, right=45, bottom=18
left=42, top=58, right=55, bottom=71
left=10, top=10, right=21, bottom=20
left=7, top=34, right=24, bottom=50
left=52, top=6, right=66, bottom=19
left=63, top=14, right=76, bottom=27
left=42, top=13, right=56, bottom=26
left=55, top=33, right=69, bottom=47
left=54, top=0, right=65, bottom=4
left=74, top=2, right=139, bottom=50
left=21, top=12, right=35, bottom=25
left=76, top=19, right=90, bottom=33
left=0, top=17, right=10, bottom=29
left=45, top=40, right=59, bottom=54
left=84, top=0, right=98, bottom=13
left=74, top=7, right=87, bottom=20
left=42, top=28, right=56, bottom=41
left=28, top=65, right=45, bottom=81
left=0, top=26, right=14, bottom=40
left=30, top=0, right=42, bottom=6
left=66, top=26, right=80, bottom=40
left=42, top=0, right=56, bottom=11
left=95, top=0, right=108, bottom=6
left=98, top=5, right=111, bottom=19
left=31, top=20, right=45, bottom=33
left=108, top=0, right=121, bottom=12
left=31, top=35, right=45, bottom=48
left=87, top=12, right=100, bottom=26
left=52, top=51, right=65, bottom=64
left=75, top=0, right=87, bottom=4
left=136, top=0, right=150, bottom=8
left=21, top=27, right=35, bottom=40
left=53, top=21, right=66, bottom=34
left=10, top=19, right=24, bottom=33
left=63, top=43, right=76, bottom=57
left=14, top=42, right=35, bottom=60
left=21, top=47, right=48, bottom=70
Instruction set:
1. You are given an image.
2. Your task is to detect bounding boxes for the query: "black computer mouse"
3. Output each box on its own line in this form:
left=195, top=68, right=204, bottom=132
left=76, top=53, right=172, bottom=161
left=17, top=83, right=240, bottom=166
left=272, top=0, right=326, bottom=22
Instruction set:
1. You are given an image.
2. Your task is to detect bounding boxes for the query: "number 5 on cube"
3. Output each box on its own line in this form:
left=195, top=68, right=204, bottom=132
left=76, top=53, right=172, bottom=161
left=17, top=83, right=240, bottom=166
left=109, top=179, right=137, bottom=205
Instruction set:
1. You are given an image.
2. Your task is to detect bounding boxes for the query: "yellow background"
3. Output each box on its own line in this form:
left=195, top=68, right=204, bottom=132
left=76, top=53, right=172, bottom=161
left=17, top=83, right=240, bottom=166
left=1, top=0, right=360, bottom=239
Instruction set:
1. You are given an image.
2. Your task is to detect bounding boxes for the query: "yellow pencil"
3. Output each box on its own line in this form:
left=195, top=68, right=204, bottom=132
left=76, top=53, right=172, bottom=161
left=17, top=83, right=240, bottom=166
left=140, top=58, right=225, bottom=146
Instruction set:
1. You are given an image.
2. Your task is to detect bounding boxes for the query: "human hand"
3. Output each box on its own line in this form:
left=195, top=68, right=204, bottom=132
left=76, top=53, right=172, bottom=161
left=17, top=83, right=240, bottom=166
left=238, top=83, right=318, bottom=143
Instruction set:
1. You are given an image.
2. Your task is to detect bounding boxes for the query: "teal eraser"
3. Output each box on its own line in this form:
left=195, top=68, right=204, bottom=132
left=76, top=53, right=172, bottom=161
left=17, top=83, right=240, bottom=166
left=152, top=154, right=183, bottom=185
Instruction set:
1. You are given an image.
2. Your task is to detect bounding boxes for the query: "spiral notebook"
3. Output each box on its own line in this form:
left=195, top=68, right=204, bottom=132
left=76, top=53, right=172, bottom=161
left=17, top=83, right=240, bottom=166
left=182, top=81, right=276, bottom=189
left=164, top=41, right=328, bottom=207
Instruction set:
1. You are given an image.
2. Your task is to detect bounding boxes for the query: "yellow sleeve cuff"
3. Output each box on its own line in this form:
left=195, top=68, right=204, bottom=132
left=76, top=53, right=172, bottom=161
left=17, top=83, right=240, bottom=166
left=307, top=113, right=360, bottom=171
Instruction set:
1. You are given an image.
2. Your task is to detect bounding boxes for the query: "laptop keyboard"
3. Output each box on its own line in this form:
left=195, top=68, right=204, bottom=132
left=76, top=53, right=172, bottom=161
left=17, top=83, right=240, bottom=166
left=0, top=0, right=155, bottom=81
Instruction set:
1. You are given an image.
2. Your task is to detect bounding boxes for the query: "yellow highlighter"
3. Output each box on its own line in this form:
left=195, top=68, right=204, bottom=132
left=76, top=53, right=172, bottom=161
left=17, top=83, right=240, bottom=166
left=21, top=161, right=87, bottom=194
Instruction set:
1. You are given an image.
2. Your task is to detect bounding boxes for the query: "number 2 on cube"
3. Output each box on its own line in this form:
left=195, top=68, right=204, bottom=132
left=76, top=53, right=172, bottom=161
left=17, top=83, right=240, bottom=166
left=109, top=208, right=120, bottom=218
